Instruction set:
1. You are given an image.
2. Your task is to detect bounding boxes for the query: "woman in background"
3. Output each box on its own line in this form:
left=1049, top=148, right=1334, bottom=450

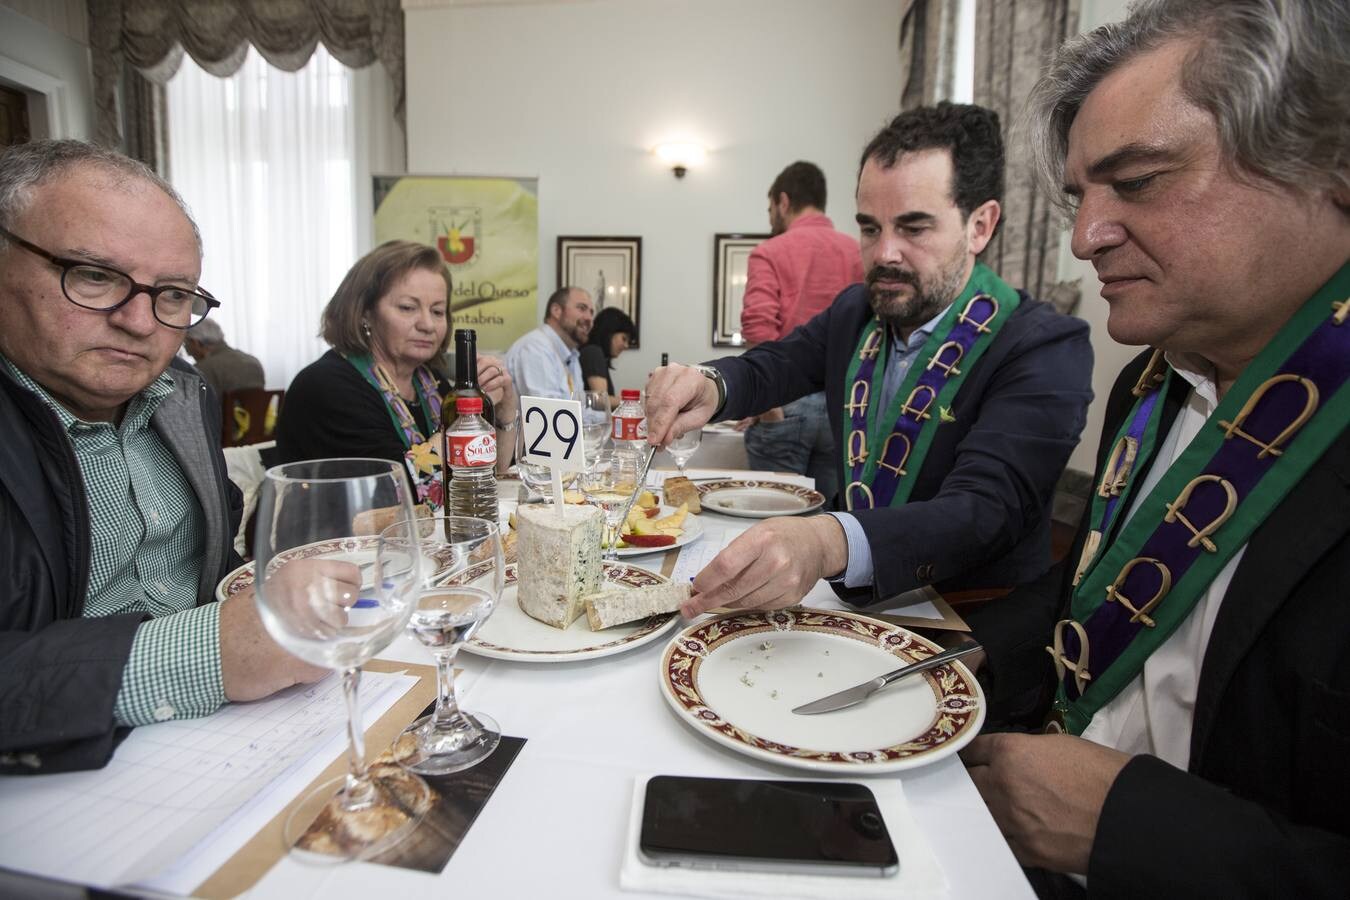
left=277, top=241, right=516, bottom=510
left=579, top=306, right=637, bottom=408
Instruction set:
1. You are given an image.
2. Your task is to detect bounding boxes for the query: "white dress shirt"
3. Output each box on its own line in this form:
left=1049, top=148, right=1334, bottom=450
left=1081, top=352, right=1245, bottom=769
left=505, top=324, right=582, bottom=401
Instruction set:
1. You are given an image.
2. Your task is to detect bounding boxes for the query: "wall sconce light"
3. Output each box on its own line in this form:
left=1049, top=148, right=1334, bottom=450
left=654, top=142, right=707, bottom=178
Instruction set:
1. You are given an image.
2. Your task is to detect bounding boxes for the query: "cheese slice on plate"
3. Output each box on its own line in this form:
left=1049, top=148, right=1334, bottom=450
left=584, top=581, right=690, bottom=630
left=517, top=503, right=604, bottom=629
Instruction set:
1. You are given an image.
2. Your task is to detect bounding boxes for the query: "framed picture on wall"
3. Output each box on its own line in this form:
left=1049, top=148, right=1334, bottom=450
left=557, top=236, right=642, bottom=346
left=711, top=233, right=770, bottom=347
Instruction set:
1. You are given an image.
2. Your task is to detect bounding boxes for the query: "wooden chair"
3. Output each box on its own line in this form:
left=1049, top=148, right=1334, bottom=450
left=221, top=388, right=284, bottom=448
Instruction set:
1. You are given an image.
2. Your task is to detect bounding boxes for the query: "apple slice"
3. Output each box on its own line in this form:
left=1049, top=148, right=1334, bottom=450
left=620, top=532, right=676, bottom=547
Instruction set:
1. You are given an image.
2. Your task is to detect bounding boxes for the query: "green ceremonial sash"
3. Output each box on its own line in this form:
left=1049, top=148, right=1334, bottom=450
left=841, top=262, right=1020, bottom=510
left=1050, top=261, right=1350, bottom=734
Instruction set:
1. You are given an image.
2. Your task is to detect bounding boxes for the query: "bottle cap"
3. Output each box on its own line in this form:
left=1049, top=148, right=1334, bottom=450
left=621, top=389, right=641, bottom=401
left=456, top=396, right=483, bottom=414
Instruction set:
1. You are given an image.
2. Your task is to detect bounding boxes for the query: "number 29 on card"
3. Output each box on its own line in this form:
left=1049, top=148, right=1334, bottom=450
left=520, top=396, right=586, bottom=473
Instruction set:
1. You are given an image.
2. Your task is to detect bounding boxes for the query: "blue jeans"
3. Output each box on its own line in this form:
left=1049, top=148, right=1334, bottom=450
left=743, top=392, right=837, bottom=503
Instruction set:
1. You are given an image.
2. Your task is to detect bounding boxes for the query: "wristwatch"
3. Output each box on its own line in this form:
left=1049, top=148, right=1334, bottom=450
left=692, top=365, right=727, bottom=417
left=495, top=413, right=519, bottom=432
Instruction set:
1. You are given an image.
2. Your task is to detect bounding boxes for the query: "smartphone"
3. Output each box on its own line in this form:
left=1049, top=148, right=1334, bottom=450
left=637, top=775, right=899, bottom=877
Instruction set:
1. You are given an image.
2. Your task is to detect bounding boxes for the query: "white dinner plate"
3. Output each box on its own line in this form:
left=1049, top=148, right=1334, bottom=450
left=659, top=608, right=985, bottom=772
left=461, top=561, right=680, bottom=662
left=615, top=505, right=704, bottom=558
left=696, top=479, right=826, bottom=518
left=215, top=536, right=468, bottom=602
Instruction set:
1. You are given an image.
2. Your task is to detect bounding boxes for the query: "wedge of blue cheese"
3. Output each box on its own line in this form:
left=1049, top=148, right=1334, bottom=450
left=584, top=581, right=690, bottom=630
left=516, top=503, right=603, bottom=628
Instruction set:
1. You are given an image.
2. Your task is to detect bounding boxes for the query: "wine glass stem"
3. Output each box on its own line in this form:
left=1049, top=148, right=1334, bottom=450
left=432, top=646, right=464, bottom=727
left=340, top=667, right=376, bottom=808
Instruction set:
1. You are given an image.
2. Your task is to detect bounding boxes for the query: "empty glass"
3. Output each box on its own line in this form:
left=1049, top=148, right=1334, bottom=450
left=384, top=515, right=505, bottom=775
left=580, top=389, right=612, bottom=470
left=580, top=450, right=643, bottom=559
left=253, top=458, right=429, bottom=862
left=667, top=428, right=702, bottom=476
left=514, top=417, right=555, bottom=502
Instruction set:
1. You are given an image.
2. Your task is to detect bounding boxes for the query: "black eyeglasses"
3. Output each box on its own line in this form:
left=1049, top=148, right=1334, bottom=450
left=0, top=224, right=220, bottom=330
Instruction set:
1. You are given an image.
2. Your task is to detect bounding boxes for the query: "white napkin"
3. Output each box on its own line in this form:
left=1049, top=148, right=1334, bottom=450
left=618, top=775, right=948, bottom=900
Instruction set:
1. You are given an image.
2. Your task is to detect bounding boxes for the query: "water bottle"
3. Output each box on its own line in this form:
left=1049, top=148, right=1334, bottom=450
left=445, top=396, right=498, bottom=521
left=611, top=389, right=647, bottom=458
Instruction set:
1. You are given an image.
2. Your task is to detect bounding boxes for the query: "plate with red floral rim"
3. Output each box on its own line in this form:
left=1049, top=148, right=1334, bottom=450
left=695, top=480, right=826, bottom=518
left=214, top=536, right=464, bottom=603
left=460, top=561, right=680, bottom=662
left=659, top=607, right=984, bottom=772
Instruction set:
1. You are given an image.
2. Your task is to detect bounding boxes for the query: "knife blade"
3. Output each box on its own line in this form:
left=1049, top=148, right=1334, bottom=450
left=791, top=642, right=983, bottom=715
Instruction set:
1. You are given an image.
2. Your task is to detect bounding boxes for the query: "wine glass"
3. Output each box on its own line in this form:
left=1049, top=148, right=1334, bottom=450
left=580, top=450, right=643, bottom=560
left=253, top=458, right=429, bottom=862
left=580, top=389, right=612, bottom=470
left=514, top=419, right=554, bottom=502
left=385, top=515, right=504, bottom=775
left=667, top=428, right=702, bottom=476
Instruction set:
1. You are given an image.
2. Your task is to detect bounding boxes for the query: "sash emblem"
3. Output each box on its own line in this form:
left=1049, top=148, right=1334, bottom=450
left=1104, top=557, right=1172, bottom=628
left=1097, top=435, right=1139, bottom=499
left=1163, top=474, right=1238, bottom=553
left=957, top=293, right=999, bottom=334
left=845, top=380, right=870, bottom=416
left=899, top=384, right=937, bottom=422
left=858, top=328, right=883, bottom=360
left=1217, top=374, right=1319, bottom=459
left=846, top=429, right=868, bottom=466
left=877, top=433, right=912, bottom=477
left=1047, top=619, right=1093, bottom=696
left=926, top=341, right=965, bottom=377
left=845, top=481, right=875, bottom=511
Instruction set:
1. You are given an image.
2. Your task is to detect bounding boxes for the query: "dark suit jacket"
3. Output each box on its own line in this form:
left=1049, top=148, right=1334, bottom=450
left=992, top=350, right=1350, bottom=897
left=708, top=283, right=1094, bottom=603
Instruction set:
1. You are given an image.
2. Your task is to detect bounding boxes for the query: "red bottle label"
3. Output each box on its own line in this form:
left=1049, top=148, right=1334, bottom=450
left=612, top=415, right=647, bottom=441
left=449, top=432, right=496, bottom=467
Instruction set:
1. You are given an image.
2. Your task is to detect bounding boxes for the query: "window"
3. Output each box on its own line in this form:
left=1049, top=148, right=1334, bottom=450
left=167, top=45, right=363, bottom=389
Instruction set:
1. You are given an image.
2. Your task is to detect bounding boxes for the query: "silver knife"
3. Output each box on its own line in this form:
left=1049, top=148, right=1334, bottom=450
left=791, top=643, right=983, bottom=715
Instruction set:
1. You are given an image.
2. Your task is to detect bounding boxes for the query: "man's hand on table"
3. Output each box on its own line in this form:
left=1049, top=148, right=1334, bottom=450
left=682, top=515, right=848, bottom=617
left=961, top=732, right=1130, bottom=874
left=645, top=363, right=719, bottom=447
left=219, top=559, right=353, bottom=702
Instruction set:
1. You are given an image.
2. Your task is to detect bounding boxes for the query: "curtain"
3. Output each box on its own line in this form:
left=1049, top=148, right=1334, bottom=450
left=897, top=0, right=964, bottom=110
left=87, top=0, right=404, bottom=149
left=974, top=0, right=1082, bottom=313
left=165, top=45, right=403, bottom=390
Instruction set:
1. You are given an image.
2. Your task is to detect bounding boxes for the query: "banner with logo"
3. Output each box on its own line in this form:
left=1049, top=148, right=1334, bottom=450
left=373, top=175, right=539, bottom=351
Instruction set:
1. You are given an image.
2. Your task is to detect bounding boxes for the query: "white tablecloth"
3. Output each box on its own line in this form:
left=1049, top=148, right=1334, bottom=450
left=241, top=469, right=1031, bottom=899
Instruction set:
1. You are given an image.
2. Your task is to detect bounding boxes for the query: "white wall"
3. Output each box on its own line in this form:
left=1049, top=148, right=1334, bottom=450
left=0, top=3, right=94, bottom=140
left=1062, top=0, right=1135, bottom=473
left=405, top=0, right=903, bottom=387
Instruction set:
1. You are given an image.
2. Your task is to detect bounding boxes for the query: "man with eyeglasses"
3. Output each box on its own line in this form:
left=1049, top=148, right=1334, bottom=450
left=0, top=140, right=325, bottom=774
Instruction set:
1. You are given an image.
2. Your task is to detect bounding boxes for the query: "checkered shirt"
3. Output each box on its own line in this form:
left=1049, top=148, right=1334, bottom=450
left=1, top=355, right=225, bottom=727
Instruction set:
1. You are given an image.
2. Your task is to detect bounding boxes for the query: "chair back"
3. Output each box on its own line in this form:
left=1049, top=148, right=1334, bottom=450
left=221, top=388, right=284, bottom=447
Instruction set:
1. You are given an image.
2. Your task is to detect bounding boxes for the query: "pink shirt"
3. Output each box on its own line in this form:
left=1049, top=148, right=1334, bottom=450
left=739, top=213, right=863, bottom=343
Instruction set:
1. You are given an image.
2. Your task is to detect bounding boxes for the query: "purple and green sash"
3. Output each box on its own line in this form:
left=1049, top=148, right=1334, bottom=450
left=1050, top=262, right=1350, bottom=735
left=841, top=262, right=1020, bottom=510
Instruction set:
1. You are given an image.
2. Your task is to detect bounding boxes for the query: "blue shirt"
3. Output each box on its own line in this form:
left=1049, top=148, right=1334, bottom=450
left=828, top=305, right=950, bottom=588
left=506, top=324, right=583, bottom=401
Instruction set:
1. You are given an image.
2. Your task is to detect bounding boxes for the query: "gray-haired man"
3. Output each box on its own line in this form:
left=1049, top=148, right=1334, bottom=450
left=961, top=1, right=1350, bottom=895
left=182, top=318, right=265, bottom=396
left=0, top=140, right=324, bottom=774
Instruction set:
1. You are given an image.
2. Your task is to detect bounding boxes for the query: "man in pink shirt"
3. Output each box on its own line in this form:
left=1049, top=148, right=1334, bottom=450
left=738, top=161, right=862, bottom=501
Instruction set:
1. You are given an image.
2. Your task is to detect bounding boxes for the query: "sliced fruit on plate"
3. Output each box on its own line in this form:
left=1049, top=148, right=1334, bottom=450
left=651, top=503, right=689, bottom=532
left=636, top=489, right=658, bottom=509
left=619, top=532, right=677, bottom=547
